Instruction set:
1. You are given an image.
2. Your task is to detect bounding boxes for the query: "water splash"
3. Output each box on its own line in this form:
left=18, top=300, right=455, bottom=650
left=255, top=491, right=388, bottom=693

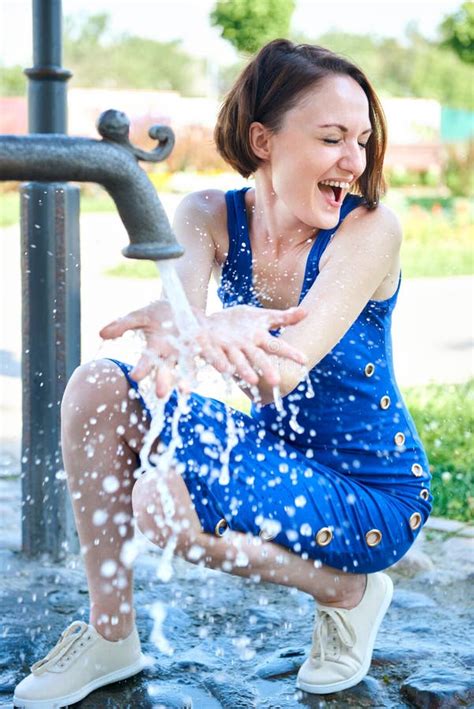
left=272, top=386, right=285, bottom=414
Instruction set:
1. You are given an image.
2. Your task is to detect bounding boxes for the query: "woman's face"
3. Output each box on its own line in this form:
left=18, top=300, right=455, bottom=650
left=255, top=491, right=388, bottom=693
left=262, top=74, right=372, bottom=230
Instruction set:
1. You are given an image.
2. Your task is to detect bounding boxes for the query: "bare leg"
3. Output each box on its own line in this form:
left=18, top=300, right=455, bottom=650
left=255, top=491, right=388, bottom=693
left=61, top=360, right=147, bottom=641
left=132, top=469, right=366, bottom=610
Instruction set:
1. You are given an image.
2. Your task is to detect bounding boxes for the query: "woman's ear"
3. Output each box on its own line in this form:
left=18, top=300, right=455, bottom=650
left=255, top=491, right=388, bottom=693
left=249, top=122, right=272, bottom=161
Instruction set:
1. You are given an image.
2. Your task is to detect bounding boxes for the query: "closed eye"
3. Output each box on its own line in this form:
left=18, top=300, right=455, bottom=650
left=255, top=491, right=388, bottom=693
left=324, top=139, right=368, bottom=148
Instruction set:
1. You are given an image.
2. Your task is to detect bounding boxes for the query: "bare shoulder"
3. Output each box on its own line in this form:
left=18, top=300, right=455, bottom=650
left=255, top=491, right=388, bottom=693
left=173, top=189, right=229, bottom=262
left=344, top=202, right=402, bottom=247
left=173, top=189, right=227, bottom=230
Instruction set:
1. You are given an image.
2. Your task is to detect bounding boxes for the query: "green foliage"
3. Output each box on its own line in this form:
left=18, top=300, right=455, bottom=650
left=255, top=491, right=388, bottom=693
left=63, top=13, right=205, bottom=95
left=439, top=1, right=474, bottom=64
left=0, top=65, right=27, bottom=96
left=211, top=0, right=295, bottom=54
left=404, top=380, right=474, bottom=522
left=296, top=29, right=473, bottom=110
left=443, top=142, right=474, bottom=196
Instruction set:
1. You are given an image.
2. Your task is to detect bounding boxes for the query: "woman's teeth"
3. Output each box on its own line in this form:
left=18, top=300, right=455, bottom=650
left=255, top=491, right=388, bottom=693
left=319, top=180, right=351, bottom=189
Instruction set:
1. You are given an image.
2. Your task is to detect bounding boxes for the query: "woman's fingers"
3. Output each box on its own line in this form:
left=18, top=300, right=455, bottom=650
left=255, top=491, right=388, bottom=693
left=100, top=310, right=150, bottom=340
left=155, top=364, right=174, bottom=398
left=260, top=335, right=307, bottom=364
left=195, top=333, right=233, bottom=375
left=224, top=345, right=259, bottom=386
left=130, top=349, right=156, bottom=382
left=263, top=305, right=307, bottom=330
left=242, top=344, right=280, bottom=387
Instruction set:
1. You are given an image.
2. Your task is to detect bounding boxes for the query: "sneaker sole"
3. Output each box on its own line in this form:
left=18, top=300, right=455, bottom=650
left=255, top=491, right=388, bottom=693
left=296, top=573, right=394, bottom=695
left=12, top=655, right=146, bottom=709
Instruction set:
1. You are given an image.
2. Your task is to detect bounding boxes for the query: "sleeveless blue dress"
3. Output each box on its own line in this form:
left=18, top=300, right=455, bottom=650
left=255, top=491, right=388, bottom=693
left=110, top=188, right=431, bottom=574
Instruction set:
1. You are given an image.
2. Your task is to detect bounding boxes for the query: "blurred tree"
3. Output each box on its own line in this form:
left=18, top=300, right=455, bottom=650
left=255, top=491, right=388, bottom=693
left=211, top=0, right=295, bottom=54
left=62, top=13, right=206, bottom=95
left=293, top=29, right=472, bottom=109
left=439, top=1, right=474, bottom=64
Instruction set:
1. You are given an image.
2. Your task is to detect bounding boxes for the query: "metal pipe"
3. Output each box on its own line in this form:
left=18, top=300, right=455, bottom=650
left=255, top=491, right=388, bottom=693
left=0, top=112, right=184, bottom=260
left=25, top=0, right=71, bottom=134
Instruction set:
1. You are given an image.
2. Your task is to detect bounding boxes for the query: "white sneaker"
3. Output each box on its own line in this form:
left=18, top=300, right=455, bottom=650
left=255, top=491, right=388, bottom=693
left=13, top=621, right=146, bottom=708
left=296, top=572, right=393, bottom=695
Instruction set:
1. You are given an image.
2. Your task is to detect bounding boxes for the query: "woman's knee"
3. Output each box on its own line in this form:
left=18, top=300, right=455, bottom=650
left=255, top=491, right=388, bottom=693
left=61, top=360, right=145, bottom=441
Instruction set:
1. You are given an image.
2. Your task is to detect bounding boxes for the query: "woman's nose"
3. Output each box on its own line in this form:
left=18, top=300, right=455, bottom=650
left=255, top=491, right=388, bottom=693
left=338, top=142, right=366, bottom=177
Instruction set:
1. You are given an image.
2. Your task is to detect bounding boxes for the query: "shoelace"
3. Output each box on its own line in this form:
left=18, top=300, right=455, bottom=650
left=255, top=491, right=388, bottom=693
left=311, top=607, right=357, bottom=663
left=32, top=621, right=90, bottom=676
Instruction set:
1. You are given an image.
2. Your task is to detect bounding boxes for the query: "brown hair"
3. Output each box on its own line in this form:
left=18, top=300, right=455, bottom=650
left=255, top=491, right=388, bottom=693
left=214, top=39, right=387, bottom=208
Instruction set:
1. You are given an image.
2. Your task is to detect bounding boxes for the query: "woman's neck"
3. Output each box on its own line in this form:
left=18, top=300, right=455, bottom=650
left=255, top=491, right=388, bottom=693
left=247, top=173, right=317, bottom=255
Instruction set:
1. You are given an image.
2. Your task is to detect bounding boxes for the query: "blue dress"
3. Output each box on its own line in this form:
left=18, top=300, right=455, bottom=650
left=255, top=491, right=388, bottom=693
left=110, top=188, right=431, bottom=574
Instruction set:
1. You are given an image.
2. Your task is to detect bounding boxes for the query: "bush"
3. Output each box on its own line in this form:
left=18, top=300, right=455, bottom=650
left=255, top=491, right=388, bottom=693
left=386, top=168, right=441, bottom=189
left=404, top=380, right=474, bottom=522
left=443, top=141, right=474, bottom=197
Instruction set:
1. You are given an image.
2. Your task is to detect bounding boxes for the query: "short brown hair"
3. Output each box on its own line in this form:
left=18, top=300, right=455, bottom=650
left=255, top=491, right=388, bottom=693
left=214, top=39, right=387, bottom=208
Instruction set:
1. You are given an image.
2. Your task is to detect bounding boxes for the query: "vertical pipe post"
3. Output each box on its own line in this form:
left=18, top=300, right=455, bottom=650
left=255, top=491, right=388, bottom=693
left=21, top=0, right=80, bottom=558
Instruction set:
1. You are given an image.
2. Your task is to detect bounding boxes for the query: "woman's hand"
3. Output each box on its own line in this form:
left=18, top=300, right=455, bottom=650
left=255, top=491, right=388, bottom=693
left=100, top=301, right=184, bottom=396
left=100, top=301, right=307, bottom=398
left=195, top=305, right=308, bottom=388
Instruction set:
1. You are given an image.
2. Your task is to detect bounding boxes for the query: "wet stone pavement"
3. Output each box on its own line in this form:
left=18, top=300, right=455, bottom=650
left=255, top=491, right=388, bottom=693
left=0, top=512, right=473, bottom=709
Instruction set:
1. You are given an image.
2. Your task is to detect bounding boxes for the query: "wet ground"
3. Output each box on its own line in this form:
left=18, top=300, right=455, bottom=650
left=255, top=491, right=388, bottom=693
left=0, top=468, right=473, bottom=709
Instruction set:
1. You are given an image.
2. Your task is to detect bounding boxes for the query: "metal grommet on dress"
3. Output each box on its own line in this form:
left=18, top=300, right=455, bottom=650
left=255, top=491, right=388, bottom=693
left=420, top=488, right=430, bottom=501
left=214, top=518, right=229, bottom=537
left=409, top=512, right=422, bottom=530
left=394, top=432, right=406, bottom=446
left=365, top=529, right=383, bottom=547
left=364, top=363, right=375, bottom=377
left=411, top=463, right=423, bottom=477
left=315, top=527, right=333, bottom=546
left=259, top=528, right=277, bottom=542
left=380, top=395, right=391, bottom=410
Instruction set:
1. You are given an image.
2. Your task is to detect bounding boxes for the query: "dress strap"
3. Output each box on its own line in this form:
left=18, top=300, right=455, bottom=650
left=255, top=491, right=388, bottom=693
left=299, top=194, right=364, bottom=302
left=218, top=187, right=257, bottom=307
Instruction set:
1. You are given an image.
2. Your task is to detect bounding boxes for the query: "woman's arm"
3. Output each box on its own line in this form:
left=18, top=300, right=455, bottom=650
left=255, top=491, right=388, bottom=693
left=256, top=204, right=402, bottom=404
left=169, top=189, right=220, bottom=310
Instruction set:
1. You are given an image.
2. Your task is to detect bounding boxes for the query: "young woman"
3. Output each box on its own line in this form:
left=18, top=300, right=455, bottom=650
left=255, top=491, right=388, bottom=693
left=14, top=39, right=431, bottom=707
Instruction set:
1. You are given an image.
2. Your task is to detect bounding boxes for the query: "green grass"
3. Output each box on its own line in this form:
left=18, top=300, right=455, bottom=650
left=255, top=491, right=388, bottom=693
left=105, top=259, right=159, bottom=279
left=401, top=240, right=474, bottom=278
left=403, top=380, right=473, bottom=522
left=0, top=192, right=21, bottom=227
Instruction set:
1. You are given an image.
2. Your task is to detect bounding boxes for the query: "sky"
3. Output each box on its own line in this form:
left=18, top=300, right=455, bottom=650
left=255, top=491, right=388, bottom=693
left=0, top=0, right=463, bottom=67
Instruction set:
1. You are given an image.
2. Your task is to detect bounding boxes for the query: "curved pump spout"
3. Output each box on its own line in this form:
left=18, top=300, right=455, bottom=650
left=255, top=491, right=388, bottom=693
left=0, top=109, right=184, bottom=260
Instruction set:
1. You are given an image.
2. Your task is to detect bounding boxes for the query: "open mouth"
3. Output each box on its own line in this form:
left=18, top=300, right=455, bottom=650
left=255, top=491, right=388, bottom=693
left=331, top=185, right=342, bottom=202
left=318, top=180, right=350, bottom=206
